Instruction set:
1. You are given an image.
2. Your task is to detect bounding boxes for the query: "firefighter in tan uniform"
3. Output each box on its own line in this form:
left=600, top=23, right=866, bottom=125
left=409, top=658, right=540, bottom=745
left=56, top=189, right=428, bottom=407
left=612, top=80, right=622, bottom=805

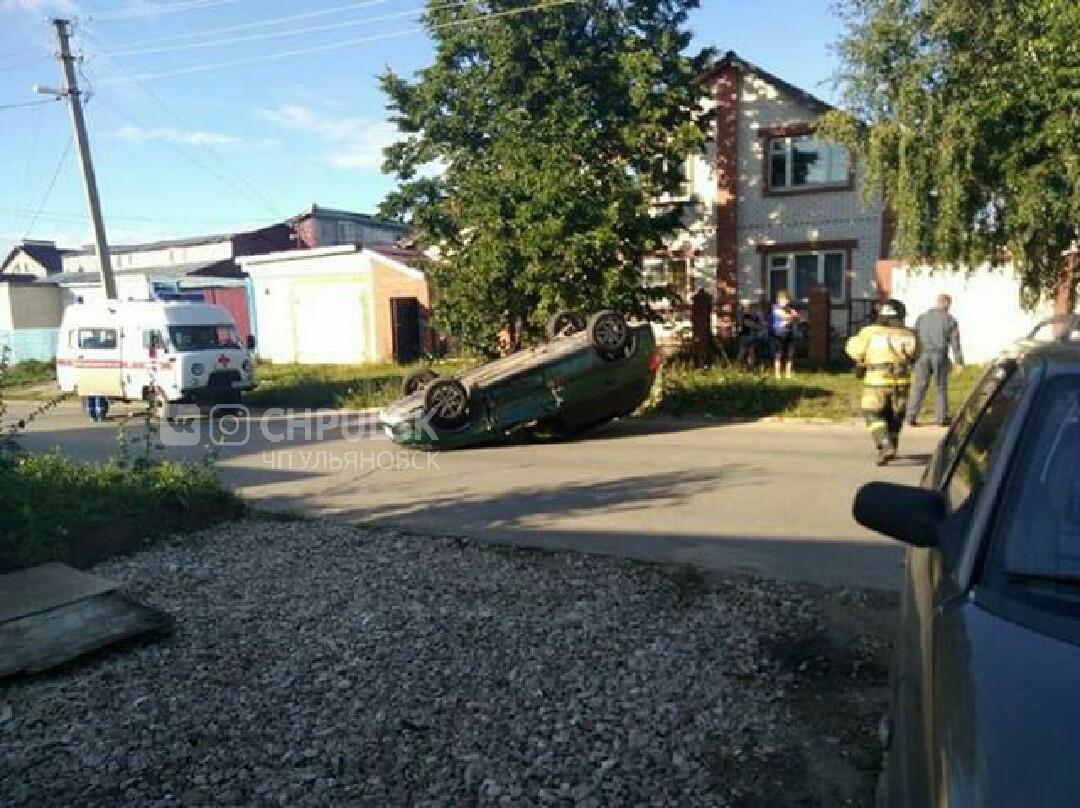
left=845, top=299, right=919, bottom=466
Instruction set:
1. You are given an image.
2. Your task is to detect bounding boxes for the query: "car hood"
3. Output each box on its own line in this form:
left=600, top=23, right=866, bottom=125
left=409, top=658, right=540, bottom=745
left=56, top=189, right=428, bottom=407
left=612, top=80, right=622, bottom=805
left=938, top=598, right=1080, bottom=807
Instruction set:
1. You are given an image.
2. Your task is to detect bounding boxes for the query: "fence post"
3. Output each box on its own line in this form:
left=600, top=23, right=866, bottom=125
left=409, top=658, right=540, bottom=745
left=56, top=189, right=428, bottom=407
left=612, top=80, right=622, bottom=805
left=691, top=289, right=713, bottom=367
left=807, top=285, right=830, bottom=368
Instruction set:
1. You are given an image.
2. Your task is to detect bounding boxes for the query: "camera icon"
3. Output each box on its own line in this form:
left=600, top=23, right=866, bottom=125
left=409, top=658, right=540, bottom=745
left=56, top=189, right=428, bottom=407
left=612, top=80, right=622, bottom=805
left=209, top=404, right=251, bottom=446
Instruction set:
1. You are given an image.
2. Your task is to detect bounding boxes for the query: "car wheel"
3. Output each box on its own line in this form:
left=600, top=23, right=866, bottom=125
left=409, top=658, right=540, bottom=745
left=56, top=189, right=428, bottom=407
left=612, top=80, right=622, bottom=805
left=402, top=369, right=439, bottom=396
left=588, top=310, right=629, bottom=358
left=423, top=378, right=470, bottom=429
left=547, top=310, right=587, bottom=340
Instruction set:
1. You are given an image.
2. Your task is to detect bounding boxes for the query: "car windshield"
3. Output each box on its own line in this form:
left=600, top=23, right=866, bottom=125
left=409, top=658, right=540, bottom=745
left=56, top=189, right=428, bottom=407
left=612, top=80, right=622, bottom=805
left=999, top=377, right=1080, bottom=586
left=168, top=325, right=240, bottom=352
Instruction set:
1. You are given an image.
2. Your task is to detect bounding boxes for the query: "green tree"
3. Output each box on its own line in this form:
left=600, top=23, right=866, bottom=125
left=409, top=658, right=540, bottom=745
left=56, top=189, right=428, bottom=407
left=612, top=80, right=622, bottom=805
left=821, top=0, right=1080, bottom=301
left=380, top=0, right=713, bottom=355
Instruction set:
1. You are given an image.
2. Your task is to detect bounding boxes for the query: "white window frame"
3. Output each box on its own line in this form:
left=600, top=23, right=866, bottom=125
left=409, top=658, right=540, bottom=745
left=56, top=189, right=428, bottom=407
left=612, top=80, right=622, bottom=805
left=767, top=250, right=847, bottom=304
left=643, top=255, right=691, bottom=304
left=768, top=135, right=850, bottom=191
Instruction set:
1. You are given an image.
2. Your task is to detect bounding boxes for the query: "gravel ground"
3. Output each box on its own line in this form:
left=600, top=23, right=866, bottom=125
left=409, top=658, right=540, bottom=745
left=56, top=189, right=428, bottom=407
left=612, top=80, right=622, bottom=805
left=1, top=520, right=893, bottom=807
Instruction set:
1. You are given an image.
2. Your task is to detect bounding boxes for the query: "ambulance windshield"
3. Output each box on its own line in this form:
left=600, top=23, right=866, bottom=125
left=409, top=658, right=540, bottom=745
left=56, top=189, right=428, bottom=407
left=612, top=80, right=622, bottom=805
left=169, top=325, right=241, bottom=352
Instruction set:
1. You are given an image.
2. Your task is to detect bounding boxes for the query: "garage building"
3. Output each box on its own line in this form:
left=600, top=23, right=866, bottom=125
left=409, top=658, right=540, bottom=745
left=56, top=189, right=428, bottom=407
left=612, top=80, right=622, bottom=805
left=239, top=245, right=431, bottom=365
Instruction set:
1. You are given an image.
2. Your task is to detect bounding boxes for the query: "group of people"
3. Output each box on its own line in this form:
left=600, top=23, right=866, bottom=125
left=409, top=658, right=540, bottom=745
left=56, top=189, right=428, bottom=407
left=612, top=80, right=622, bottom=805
left=735, top=290, right=802, bottom=380
left=845, top=294, right=964, bottom=466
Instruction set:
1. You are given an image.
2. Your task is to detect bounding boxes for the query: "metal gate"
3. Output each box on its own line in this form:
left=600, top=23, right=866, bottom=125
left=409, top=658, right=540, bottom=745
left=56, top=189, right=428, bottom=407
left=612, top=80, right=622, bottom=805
left=391, top=297, right=421, bottom=364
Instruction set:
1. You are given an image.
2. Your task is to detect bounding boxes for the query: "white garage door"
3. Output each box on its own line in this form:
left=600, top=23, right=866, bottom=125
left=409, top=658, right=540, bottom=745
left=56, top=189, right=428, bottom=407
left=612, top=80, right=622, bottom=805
left=293, top=284, right=367, bottom=364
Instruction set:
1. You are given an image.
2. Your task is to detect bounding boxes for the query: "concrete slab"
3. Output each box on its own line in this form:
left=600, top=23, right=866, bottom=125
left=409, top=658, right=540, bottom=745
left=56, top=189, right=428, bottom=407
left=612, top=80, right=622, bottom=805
left=0, top=562, right=119, bottom=623
left=0, top=592, right=172, bottom=678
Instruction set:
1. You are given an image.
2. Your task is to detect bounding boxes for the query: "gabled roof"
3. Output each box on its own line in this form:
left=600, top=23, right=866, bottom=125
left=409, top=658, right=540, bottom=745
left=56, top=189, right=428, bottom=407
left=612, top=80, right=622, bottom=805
left=46, top=259, right=242, bottom=286
left=0, top=240, right=70, bottom=274
left=703, top=50, right=835, bottom=113
left=63, top=222, right=289, bottom=257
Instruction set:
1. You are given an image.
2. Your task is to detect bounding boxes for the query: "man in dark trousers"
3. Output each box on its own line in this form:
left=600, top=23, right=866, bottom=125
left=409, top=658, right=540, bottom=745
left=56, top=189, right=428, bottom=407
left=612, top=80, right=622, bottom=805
left=906, top=294, right=964, bottom=426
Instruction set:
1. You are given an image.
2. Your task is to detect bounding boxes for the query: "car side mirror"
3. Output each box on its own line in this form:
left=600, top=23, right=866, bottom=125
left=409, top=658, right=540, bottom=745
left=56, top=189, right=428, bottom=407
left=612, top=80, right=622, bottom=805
left=853, top=482, right=946, bottom=548
left=246, top=334, right=256, bottom=350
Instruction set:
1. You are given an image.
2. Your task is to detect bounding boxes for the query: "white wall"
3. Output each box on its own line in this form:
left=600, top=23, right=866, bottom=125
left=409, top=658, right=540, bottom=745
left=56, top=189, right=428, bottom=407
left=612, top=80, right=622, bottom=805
left=735, top=73, right=883, bottom=300
left=3, top=255, right=51, bottom=278
left=63, top=274, right=152, bottom=304
left=244, top=249, right=376, bottom=364
left=62, top=241, right=233, bottom=274
left=891, top=263, right=1056, bottom=363
left=659, top=68, right=885, bottom=307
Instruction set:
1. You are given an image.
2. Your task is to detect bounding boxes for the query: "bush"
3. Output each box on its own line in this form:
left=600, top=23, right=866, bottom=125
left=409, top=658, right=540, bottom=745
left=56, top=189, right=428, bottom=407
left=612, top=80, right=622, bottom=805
left=0, top=452, right=244, bottom=573
left=0, top=358, right=56, bottom=389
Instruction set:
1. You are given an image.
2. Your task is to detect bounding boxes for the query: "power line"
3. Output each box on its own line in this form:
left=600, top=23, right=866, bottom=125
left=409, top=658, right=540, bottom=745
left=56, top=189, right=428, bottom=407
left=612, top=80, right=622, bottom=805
left=92, top=94, right=283, bottom=218
left=23, top=138, right=74, bottom=240
left=0, top=99, right=58, bottom=111
left=0, top=204, right=266, bottom=227
left=107, top=0, right=397, bottom=49
left=109, top=1, right=469, bottom=57
left=98, top=0, right=585, bottom=84
left=83, top=33, right=283, bottom=218
left=89, top=0, right=244, bottom=22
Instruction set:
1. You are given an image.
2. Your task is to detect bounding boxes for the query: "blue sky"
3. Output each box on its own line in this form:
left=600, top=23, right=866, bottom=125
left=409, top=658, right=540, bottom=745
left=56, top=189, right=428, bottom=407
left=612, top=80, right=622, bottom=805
left=0, top=0, right=845, bottom=256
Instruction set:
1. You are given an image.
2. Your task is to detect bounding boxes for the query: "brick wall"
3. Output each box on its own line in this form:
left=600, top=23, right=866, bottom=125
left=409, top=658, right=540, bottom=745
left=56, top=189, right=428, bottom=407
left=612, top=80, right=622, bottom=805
left=714, top=63, right=740, bottom=339
left=370, top=256, right=431, bottom=362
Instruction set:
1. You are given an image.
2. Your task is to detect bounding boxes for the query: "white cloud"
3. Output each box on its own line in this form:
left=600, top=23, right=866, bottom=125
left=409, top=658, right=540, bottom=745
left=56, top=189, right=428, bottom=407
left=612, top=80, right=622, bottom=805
left=111, top=124, right=243, bottom=147
left=260, top=105, right=399, bottom=172
left=0, top=0, right=77, bottom=13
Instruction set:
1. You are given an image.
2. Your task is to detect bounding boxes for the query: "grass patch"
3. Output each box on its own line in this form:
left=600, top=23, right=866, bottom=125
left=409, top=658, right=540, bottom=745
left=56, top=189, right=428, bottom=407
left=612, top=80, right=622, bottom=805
left=0, top=359, right=56, bottom=390
left=650, top=363, right=984, bottom=421
left=0, top=452, right=244, bottom=573
left=245, top=359, right=472, bottom=410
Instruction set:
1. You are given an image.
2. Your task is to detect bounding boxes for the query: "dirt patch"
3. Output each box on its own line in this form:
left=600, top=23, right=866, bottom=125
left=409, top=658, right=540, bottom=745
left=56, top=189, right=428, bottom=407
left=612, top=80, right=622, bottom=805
left=756, top=586, right=898, bottom=807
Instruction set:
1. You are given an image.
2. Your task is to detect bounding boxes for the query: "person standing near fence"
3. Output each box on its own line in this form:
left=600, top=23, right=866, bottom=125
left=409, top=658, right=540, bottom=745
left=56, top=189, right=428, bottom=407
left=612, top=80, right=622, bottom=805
left=770, top=290, right=800, bottom=379
left=905, top=294, right=964, bottom=427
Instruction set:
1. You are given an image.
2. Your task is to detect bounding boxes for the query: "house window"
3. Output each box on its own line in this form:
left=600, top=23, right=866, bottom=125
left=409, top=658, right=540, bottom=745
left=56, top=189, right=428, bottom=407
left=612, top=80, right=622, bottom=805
left=336, top=221, right=359, bottom=243
left=644, top=256, right=691, bottom=302
left=768, top=135, right=849, bottom=191
left=767, top=251, right=846, bottom=302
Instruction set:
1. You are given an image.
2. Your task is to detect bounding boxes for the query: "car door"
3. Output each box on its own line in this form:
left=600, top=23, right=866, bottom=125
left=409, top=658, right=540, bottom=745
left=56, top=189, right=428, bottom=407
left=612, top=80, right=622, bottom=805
left=73, top=325, right=124, bottom=398
left=891, top=362, right=1027, bottom=806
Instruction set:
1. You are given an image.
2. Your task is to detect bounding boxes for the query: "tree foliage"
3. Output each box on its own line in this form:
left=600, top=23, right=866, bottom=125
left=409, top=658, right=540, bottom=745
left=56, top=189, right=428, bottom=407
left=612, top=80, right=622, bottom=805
left=380, top=0, right=712, bottom=354
left=821, top=0, right=1080, bottom=300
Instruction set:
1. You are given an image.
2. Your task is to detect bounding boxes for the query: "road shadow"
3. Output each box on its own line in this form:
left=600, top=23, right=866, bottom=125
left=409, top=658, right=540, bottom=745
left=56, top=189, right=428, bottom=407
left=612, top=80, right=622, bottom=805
left=245, top=466, right=902, bottom=589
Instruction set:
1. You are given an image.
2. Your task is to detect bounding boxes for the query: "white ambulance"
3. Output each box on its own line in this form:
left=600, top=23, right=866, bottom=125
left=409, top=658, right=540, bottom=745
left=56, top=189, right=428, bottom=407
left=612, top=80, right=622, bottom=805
left=56, top=300, right=256, bottom=418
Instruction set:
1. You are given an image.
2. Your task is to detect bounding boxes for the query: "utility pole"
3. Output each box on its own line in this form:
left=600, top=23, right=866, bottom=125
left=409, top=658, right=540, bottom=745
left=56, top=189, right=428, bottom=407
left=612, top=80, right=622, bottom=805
left=39, top=18, right=117, bottom=299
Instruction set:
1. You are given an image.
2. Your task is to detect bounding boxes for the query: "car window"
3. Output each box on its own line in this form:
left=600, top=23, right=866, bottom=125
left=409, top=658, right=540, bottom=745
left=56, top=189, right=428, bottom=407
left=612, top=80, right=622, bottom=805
left=77, top=328, right=118, bottom=350
left=940, top=369, right=1026, bottom=535
left=927, top=364, right=1006, bottom=488
left=996, top=377, right=1080, bottom=586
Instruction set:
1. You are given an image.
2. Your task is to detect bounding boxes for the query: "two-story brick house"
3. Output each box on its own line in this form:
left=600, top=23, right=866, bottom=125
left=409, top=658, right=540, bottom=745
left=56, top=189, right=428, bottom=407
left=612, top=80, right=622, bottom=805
left=653, top=51, right=888, bottom=339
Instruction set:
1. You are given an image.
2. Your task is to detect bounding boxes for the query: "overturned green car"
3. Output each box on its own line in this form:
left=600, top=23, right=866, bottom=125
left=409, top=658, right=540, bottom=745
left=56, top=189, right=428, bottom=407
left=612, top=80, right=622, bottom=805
left=379, top=310, right=659, bottom=450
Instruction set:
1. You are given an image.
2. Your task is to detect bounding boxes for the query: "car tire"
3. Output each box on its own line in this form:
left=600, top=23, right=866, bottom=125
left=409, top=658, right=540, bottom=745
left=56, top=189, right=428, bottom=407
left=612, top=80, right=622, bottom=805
left=402, top=369, right=439, bottom=396
left=547, top=310, right=587, bottom=340
left=423, top=378, right=470, bottom=429
left=588, top=310, right=630, bottom=358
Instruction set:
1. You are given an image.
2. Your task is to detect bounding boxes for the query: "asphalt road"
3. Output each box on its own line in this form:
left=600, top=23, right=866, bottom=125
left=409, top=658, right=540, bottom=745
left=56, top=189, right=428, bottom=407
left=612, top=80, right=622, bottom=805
left=9, top=401, right=945, bottom=589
